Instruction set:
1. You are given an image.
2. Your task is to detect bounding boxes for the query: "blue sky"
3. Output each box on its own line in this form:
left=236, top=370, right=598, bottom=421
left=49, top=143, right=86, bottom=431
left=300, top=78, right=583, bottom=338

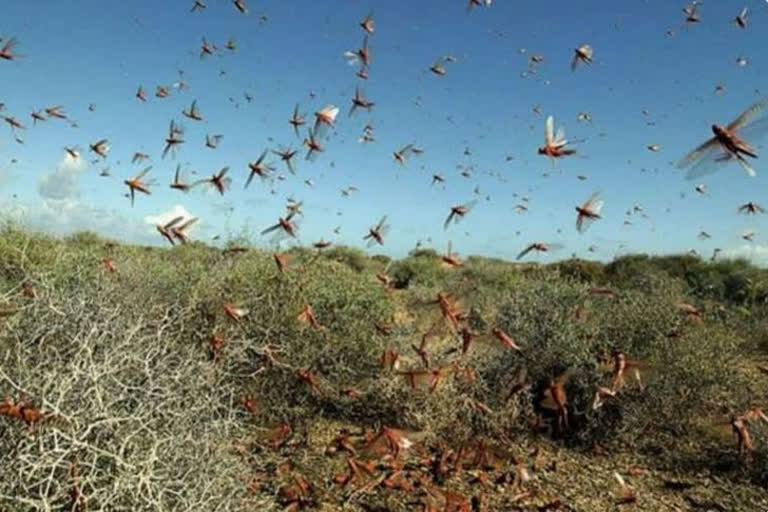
left=1, top=0, right=767, bottom=263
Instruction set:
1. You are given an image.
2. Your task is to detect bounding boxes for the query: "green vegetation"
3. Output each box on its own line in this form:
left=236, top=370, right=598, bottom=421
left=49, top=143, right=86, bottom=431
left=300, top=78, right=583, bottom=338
left=1, top=225, right=767, bottom=511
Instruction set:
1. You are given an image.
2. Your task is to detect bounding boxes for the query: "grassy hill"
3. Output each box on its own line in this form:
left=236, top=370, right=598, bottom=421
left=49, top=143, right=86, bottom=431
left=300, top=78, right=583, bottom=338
left=1, top=224, right=767, bottom=511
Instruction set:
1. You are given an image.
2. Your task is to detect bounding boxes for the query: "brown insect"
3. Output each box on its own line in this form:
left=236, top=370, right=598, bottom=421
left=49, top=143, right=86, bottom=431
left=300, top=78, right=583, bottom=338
left=297, top=304, right=322, bottom=330
left=191, top=0, right=207, bottom=12
left=609, top=351, right=645, bottom=392
left=0, top=395, right=22, bottom=420
left=155, top=85, right=170, bottom=98
left=313, top=105, right=339, bottom=139
left=333, top=457, right=376, bottom=488
left=734, top=7, right=748, bottom=29
left=233, top=0, right=248, bottom=15
left=677, top=99, right=768, bottom=179
left=683, top=2, right=701, bottom=24
left=676, top=302, right=703, bottom=323
left=393, top=144, right=420, bottom=166
left=356, top=36, right=372, bottom=68
left=571, top=44, right=593, bottom=71
left=208, top=332, right=225, bottom=361
left=68, top=459, right=87, bottom=512
left=21, top=282, right=39, bottom=299
left=289, top=104, right=307, bottom=137
left=223, top=245, right=248, bottom=255
left=223, top=303, right=248, bottom=323
left=457, top=326, right=479, bottom=357
left=162, top=120, right=185, bottom=159
left=541, top=371, right=569, bottom=432
left=423, top=485, right=471, bottom=512
left=302, top=128, right=324, bottom=161
left=239, top=394, right=258, bottom=419
left=441, top=241, right=462, bottom=268
left=273, top=252, right=289, bottom=273
left=136, top=85, right=147, bottom=102
left=727, top=407, right=768, bottom=464
left=382, top=469, right=413, bottom=492
left=279, top=474, right=314, bottom=511
left=101, top=257, right=117, bottom=273
left=516, top=242, right=563, bottom=260
left=363, top=426, right=418, bottom=459
left=170, top=217, right=198, bottom=244
left=411, top=329, right=434, bottom=368
left=64, top=146, right=81, bottom=160
left=170, top=164, right=192, bottom=192
left=491, top=327, right=523, bottom=353
left=374, top=261, right=393, bottom=289
left=272, top=146, right=299, bottom=174
left=182, top=99, right=204, bottom=121
left=205, top=133, right=223, bottom=149
left=444, top=200, right=478, bottom=229
left=738, top=201, right=765, bottom=214
left=0, top=37, right=20, bottom=60
left=0, top=394, right=55, bottom=434
left=589, top=287, right=616, bottom=299
left=433, top=292, right=465, bottom=330
left=349, top=86, right=375, bottom=116
left=245, top=150, right=276, bottom=188
left=261, top=211, right=299, bottom=239
left=4, top=116, right=25, bottom=130
left=312, top=239, right=332, bottom=251
left=30, top=110, right=46, bottom=125
left=429, top=56, right=454, bottom=76
left=731, top=414, right=753, bottom=463
left=363, top=215, right=390, bottom=246
left=200, top=37, right=217, bottom=58
left=467, top=0, right=492, bottom=11
left=124, top=166, right=153, bottom=206
left=360, top=11, right=375, bottom=34
left=380, top=347, right=400, bottom=370
left=193, top=166, right=231, bottom=195
left=132, top=151, right=150, bottom=164
left=156, top=216, right=184, bottom=246
left=538, top=115, right=577, bottom=164
left=89, top=138, right=109, bottom=159
left=399, top=364, right=458, bottom=393
left=575, top=191, right=604, bottom=233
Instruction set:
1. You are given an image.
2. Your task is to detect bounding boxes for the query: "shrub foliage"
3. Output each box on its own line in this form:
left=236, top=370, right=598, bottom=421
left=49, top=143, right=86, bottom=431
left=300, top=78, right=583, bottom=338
left=0, top=226, right=766, bottom=510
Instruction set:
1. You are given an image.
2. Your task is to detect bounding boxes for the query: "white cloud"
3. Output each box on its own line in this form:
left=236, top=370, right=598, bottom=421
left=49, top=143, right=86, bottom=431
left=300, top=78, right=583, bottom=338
left=0, top=194, right=218, bottom=247
left=721, top=244, right=768, bottom=267
left=59, top=152, right=88, bottom=173
left=37, top=153, right=89, bottom=201
left=0, top=198, right=158, bottom=245
left=38, top=172, right=80, bottom=200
